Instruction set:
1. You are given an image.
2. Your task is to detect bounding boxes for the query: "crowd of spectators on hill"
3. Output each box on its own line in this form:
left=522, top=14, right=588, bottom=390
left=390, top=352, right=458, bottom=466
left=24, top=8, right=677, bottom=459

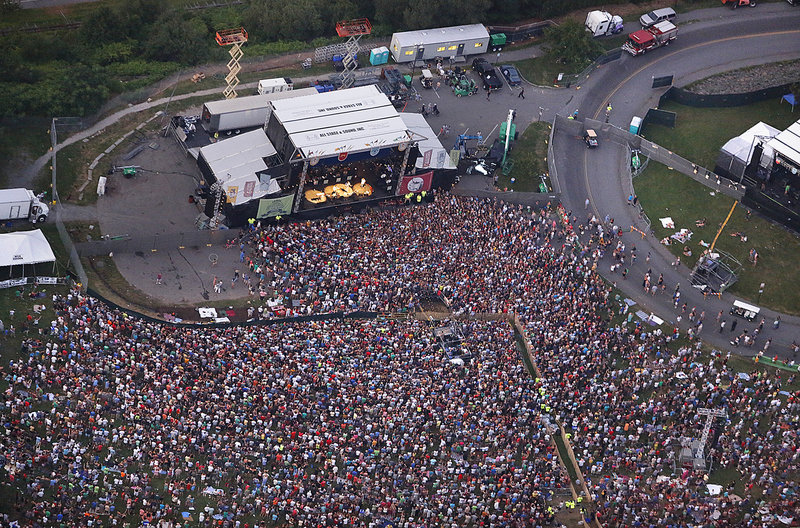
left=2, top=194, right=798, bottom=528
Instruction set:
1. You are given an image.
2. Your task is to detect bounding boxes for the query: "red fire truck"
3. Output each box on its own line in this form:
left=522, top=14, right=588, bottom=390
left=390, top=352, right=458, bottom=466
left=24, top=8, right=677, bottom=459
left=622, top=21, right=678, bottom=56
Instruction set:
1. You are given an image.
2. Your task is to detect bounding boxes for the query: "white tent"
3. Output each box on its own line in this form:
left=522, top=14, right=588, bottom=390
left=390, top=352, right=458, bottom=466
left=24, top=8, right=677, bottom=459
left=720, top=122, right=779, bottom=166
left=0, top=229, right=55, bottom=267
left=717, top=122, right=780, bottom=181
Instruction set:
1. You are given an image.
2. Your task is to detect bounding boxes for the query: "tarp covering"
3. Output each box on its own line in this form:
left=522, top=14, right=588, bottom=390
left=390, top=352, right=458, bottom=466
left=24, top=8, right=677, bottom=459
left=0, top=229, right=56, bottom=267
left=717, top=121, right=780, bottom=180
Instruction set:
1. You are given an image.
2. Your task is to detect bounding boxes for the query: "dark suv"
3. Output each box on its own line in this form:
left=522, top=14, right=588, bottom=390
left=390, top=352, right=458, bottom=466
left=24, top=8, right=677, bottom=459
left=472, top=58, right=503, bottom=91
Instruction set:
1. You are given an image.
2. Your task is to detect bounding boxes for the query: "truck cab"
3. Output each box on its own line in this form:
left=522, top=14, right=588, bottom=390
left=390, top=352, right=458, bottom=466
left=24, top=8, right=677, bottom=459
left=0, top=188, right=49, bottom=224
left=30, top=198, right=49, bottom=224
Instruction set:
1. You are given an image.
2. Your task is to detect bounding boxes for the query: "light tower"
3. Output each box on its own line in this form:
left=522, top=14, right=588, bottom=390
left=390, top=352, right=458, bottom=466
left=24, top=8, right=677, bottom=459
left=335, top=18, right=371, bottom=89
left=215, top=27, right=248, bottom=99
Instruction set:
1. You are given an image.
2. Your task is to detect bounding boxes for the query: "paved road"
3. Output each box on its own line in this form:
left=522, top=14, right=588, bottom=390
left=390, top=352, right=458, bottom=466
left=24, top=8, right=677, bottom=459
left=552, top=5, right=800, bottom=359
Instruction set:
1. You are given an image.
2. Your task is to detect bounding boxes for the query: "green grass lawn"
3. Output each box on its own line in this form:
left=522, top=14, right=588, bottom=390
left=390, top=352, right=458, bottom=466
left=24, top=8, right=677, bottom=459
left=635, top=97, right=800, bottom=313
left=498, top=122, right=551, bottom=192
left=635, top=164, right=800, bottom=314
left=642, top=98, right=798, bottom=169
left=512, top=54, right=585, bottom=86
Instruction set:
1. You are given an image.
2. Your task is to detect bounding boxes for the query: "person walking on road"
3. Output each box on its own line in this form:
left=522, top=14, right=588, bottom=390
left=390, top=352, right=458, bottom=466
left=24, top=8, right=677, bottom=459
left=518, top=88, right=525, bottom=99
left=585, top=198, right=590, bottom=210
left=730, top=319, right=737, bottom=333
left=486, top=89, right=491, bottom=101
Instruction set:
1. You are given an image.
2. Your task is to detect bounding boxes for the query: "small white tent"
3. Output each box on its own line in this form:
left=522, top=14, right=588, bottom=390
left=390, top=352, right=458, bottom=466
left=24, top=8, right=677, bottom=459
left=0, top=229, right=56, bottom=282
left=716, top=122, right=780, bottom=182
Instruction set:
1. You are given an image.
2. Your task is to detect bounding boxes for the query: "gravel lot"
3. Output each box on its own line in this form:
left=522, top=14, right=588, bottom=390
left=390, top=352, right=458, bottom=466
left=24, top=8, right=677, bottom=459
left=688, top=59, right=800, bottom=94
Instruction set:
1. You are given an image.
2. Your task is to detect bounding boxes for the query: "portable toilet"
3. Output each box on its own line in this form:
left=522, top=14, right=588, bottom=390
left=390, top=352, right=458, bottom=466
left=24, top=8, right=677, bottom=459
left=370, top=46, right=389, bottom=66
left=629, top=116, right=642, bottom=135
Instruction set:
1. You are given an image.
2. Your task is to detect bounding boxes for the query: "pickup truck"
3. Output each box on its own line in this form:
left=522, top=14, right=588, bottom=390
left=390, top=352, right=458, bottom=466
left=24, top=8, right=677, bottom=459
left=472, top=58, right=504, bottom=91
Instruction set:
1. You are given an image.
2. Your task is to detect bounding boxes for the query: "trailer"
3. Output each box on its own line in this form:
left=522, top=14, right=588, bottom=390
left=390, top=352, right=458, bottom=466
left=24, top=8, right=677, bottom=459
left=201, top=88, right=318, bottom=134
left=390, top=24, right=490, bottom=63
left=0, top=188, right=49, bottom=224
left=257, top=77, right=293, bottom=95
left=622, top=21, right=677, bottom=56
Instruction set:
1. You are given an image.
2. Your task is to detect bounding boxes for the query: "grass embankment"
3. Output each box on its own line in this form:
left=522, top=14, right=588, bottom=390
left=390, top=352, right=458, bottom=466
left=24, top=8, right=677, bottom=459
left=635, top=98, right=800, bottom=314
left=499, top=122, right=551, bottom=192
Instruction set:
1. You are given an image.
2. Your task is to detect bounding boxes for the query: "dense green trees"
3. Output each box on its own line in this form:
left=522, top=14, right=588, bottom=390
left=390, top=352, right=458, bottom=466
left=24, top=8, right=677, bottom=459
left=1, top=0, right=671, bottom=118
left=543, top=19, right=604, bottom=66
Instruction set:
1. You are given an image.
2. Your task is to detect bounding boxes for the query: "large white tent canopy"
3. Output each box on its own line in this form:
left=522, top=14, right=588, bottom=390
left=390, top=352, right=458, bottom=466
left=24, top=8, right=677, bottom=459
left=0, top=229, right=56, bottom=267
left=400, top=113, right=457, bottom=170
left=720, top=121, right=780, bottom=167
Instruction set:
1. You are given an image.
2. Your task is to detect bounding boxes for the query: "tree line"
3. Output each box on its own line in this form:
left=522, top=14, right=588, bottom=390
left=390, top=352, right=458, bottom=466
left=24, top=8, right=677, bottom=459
left=1, top=0, right=658, bottom=118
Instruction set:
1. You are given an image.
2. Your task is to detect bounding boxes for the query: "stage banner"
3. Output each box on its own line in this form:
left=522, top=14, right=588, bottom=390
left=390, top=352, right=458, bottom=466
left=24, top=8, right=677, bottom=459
left=257, top=194, right=294, bottom=219
left=422, top=149, right=433, bottom=168
left=396, top=171, right=433, bottom=195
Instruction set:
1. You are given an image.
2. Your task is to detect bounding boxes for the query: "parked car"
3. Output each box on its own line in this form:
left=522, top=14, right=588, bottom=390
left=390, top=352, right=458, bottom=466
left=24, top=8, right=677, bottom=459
left=639, top=7, right=676, bottom=28
left=472, top=57, right=504, bottom=91
left=500, top=64, right=521, bottom=86
left=472, top=57, right=492, bottom=74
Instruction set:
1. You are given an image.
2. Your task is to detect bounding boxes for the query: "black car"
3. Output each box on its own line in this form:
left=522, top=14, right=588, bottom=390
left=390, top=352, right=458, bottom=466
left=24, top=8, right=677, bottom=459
left=500, top=64, right=521, bottom=86
left=472, top=57, right=492, bottom=74
left=472, top=58, right=503, bottom=91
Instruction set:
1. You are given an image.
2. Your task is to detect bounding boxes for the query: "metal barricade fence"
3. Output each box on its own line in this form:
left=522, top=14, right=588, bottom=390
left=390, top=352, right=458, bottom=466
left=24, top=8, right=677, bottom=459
left=51, top=118, right=89, bottom=289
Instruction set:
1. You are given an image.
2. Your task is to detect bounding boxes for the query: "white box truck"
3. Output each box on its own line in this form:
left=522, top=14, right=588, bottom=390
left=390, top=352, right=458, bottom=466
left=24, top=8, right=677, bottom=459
left=0, top=188, right=49, bottom=224
left=257, top=77, right=293, bottom=95
left=585, top=11, right=624, bottom=37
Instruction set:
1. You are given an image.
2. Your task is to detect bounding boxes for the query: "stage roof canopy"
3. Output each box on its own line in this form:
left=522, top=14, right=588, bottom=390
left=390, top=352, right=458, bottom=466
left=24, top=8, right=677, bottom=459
left=270, top=85, right=411, bottom=159
left=0, top=229, right=56, bottom=267
left=400, top=113, right=457, bottom=170
left=198, top=129, right=280, bottom=205
left=768, top=118, right=800, bottom=170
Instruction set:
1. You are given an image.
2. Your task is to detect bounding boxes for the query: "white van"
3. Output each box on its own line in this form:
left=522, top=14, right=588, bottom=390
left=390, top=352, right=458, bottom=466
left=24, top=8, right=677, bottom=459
left=640, top=7, right=677, bottom=28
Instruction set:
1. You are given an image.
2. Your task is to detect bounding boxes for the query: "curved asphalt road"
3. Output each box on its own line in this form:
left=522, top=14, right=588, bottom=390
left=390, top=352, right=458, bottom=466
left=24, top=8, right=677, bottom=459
left=554, top=4, right=800, bottom=358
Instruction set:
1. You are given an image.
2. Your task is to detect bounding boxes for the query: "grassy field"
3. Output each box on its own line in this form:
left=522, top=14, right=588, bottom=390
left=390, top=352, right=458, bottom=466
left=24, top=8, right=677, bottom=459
left=635, top=97, right=800, bottom=313
left=642, top=98, right=798, bottom=169
left=635, top=164, right=800, bottom=314
left=497, top=122, right=551, bottom=192
left=513, top=54, right=581, bottom=87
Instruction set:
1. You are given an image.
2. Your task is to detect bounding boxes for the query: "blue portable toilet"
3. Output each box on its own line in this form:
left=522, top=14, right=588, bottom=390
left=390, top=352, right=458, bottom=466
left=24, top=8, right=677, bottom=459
left=370, top=46, right=389, bottom=66
left=629, top=116, right=642, bottom=135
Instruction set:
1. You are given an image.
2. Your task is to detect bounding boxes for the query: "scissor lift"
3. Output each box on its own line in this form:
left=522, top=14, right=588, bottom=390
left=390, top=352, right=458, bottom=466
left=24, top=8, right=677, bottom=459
left=335, top=18, right=371, bottom=89
left=215, top=27, right=248, bottom=99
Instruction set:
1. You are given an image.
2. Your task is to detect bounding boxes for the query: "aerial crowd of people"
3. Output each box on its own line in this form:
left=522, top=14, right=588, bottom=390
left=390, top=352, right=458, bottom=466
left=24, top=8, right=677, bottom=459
left=1, top=193, right=798, bottom=528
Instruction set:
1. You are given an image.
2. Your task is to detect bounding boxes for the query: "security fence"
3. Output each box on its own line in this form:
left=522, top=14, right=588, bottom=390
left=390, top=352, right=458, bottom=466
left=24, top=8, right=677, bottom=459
left=76, top=229, right=240, bottom=257
left=660, top=82, right=796, bottom=108
left=51, top=118, right=89, bottom=289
